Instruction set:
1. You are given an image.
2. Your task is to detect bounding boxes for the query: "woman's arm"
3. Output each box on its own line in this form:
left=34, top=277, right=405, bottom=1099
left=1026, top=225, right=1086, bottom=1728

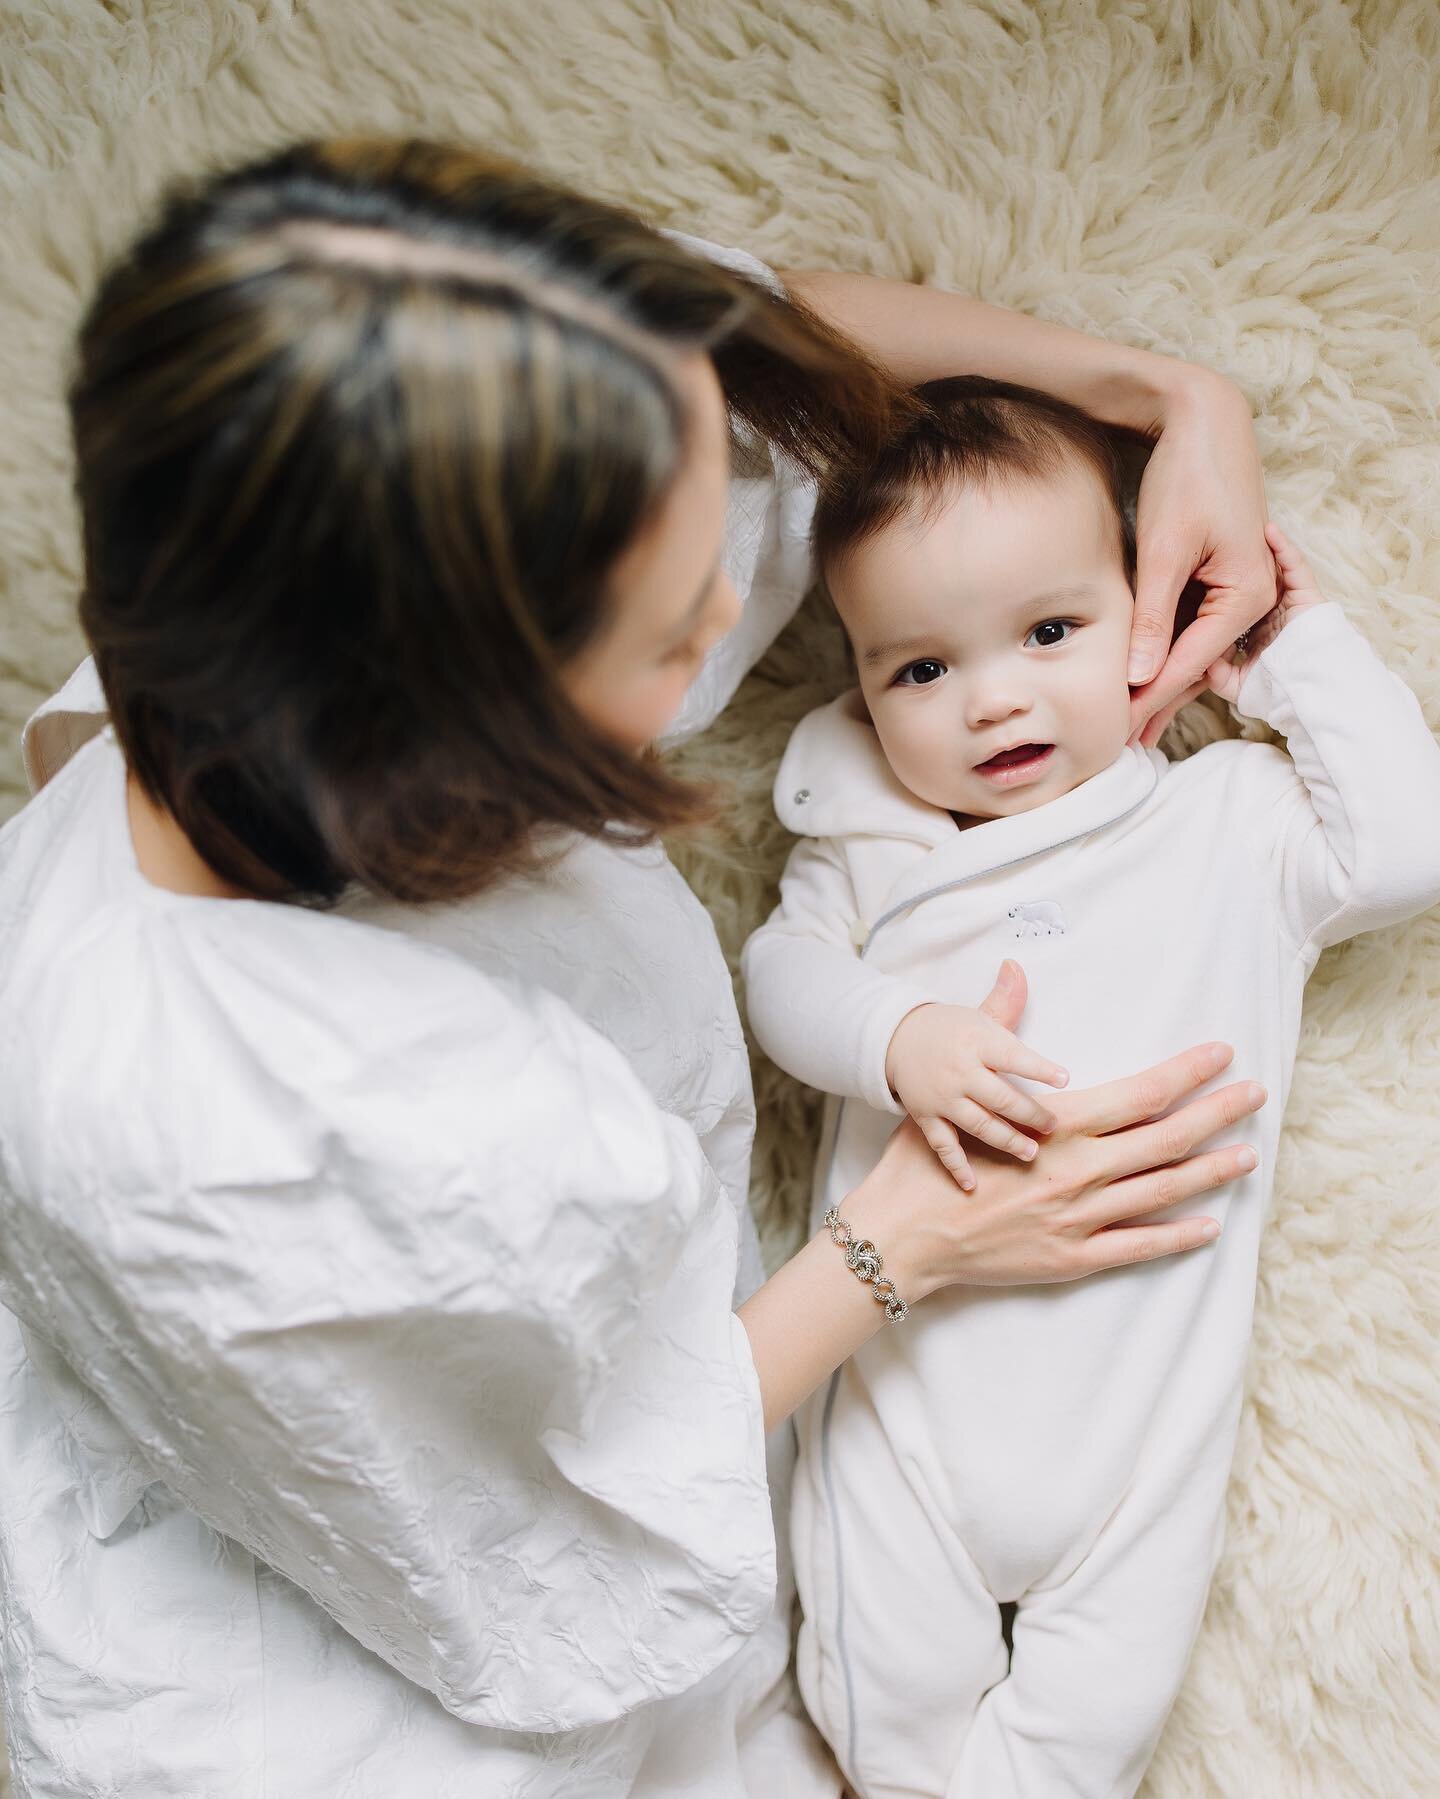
left=776, top=266, right=1272, bottom=744
left=776, top=267, right=1186, bottom=433
left=12, top=967, right=780, bottom=1738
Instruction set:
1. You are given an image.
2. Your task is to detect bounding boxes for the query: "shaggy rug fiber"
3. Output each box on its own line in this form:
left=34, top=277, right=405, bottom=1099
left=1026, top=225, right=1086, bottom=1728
left=1, top=1, right=1436, bottom=1792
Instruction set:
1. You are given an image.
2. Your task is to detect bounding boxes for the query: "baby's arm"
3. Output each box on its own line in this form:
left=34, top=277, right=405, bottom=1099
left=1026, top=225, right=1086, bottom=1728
left=742, top=835, right=939, bottom=1115
left=1209, top=524, right=1440, bottom=955
left=742, top=837, right=1068, bottom=1188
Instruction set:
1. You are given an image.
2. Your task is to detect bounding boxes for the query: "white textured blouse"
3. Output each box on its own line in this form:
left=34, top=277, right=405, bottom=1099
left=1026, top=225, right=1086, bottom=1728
left=0, top=231, right=836, bottom=1798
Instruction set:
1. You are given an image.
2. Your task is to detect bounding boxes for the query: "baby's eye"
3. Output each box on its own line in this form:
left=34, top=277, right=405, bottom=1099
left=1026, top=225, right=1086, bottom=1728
left=894, top=658, right=948, bottom=686
left=1027, top=619, right=1077, bottom=648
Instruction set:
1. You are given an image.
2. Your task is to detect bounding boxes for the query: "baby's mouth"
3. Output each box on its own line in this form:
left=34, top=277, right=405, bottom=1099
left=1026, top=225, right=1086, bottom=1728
left=975, top=742, right=1054, bottom=772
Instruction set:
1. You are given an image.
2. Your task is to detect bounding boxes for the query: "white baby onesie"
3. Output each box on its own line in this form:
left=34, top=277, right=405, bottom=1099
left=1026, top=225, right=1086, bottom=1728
left=742, top=601, right=1440, bottom=1799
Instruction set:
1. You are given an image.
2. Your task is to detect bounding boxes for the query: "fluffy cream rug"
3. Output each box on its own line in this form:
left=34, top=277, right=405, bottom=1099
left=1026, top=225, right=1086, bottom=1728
left=1, top=2, right=1436, bottom=1792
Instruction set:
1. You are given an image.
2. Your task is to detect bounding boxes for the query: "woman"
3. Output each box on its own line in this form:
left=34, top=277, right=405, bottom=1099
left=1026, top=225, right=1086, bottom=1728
left=0, top=138, right=1270, bottom=1796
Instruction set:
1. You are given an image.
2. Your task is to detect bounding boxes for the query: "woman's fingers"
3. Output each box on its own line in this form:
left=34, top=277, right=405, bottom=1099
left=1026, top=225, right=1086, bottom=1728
left=920, top=1116, right=977, bottom=1192
left=1070, top=1212, right=1224, bottom=1275
left=1126, top=532, right=1189, bottom=688
left=1126, top=375, right=1271, bottom=716
left=1084, top=1143, right=1256, bottom=1235
left=1070, top=1041, right=1235, bottom=1135
left=1094, top=1078, right=1265, bottom=1185
left=1071, top=1143, right=1254, bottom=1272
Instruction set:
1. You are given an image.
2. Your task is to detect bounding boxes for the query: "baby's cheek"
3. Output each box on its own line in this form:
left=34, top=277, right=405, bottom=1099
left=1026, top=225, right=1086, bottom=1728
left=883, top=708, right=966, bottom=808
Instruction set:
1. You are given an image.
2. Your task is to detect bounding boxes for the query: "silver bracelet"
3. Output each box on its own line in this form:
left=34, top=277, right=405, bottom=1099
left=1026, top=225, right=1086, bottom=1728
left=822, top=1206, right=910, bottom=1323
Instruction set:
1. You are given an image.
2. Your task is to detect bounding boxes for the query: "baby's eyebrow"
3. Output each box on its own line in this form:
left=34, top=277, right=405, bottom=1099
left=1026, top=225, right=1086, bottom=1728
left=1020, top=580, right=1101, bottom=610
left=860, top=581, right=1102, bottom=667
left=862, top=635, right=934, bottom=667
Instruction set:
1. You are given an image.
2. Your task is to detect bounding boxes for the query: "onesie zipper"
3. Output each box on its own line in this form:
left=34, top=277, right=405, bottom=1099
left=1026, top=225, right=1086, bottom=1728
left=814, top=774, right=1157, bottom=1780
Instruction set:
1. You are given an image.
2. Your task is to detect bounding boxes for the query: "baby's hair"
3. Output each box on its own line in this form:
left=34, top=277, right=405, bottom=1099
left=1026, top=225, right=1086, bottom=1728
left=811, top=373, right=1137, bottom=591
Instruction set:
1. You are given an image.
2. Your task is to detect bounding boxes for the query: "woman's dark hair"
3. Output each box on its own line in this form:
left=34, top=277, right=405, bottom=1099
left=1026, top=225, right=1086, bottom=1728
left=811, top=373, right=1138, bottom=594
left=71, top=136, right=927, bottom=906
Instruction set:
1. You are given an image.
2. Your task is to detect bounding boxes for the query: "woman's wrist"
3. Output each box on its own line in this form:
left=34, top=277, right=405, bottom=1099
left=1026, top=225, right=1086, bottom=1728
left=1159, top=359, right=1246, bottom=426
left=1098, top=346, right=1227, bottom=439
left=737, top=1224, right=894, bottom=1433
left=840, top=1169, right=934, bottom=1304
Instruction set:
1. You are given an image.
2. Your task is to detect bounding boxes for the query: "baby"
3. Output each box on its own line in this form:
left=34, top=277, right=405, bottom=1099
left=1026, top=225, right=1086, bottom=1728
left=741, top=375, right=1440, bottom=1799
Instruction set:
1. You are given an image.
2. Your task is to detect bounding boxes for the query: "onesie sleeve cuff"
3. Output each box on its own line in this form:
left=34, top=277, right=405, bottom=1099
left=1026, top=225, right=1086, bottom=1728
left=1231, top=600, right=1347, bottom=724
left=855, top=981, right=942, bottom=1117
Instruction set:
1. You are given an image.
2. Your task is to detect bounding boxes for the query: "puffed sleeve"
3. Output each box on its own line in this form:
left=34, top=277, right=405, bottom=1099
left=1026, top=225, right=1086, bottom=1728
left=19, top=651, right=108, bottom=792
left=3, top=907, right=776, bottom=1735
left=656, top=229, right=818, bottom=745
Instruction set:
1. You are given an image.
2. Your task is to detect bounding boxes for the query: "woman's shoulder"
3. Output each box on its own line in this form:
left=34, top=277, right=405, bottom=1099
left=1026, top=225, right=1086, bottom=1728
left=0, top=879, right=704, bottom=1357
left=1, top=742, right=677, bottom=1233
left=3, top=722, right=513, bottom=1039
left=103, top=896, right=653, bottom=1138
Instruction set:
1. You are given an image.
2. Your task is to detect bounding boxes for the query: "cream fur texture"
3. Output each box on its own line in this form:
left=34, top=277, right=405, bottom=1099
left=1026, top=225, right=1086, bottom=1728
left=1, top=3, right=1436, bottom=1792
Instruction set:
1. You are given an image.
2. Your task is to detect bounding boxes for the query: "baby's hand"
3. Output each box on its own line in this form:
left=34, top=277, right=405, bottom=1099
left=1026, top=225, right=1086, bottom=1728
left=884, top=974, right=1070, bottom=1191
left=1205, top=523, right=1328, bottom=705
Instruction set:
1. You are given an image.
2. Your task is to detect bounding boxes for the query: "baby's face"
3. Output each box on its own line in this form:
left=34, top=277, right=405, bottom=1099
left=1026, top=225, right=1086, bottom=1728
left=830, top=466, right=1136, bottom=825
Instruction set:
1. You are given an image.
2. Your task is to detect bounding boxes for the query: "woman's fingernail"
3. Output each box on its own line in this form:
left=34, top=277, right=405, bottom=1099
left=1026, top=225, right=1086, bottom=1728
left=1200, top=1221, right=1221, bottom=1240
left=1237, top=1148, right=1258, bottom=1171
left=1248, top=1083, right=1267, bottom=1106
left=1128, top=651, right=1154, bottom=683
left=1021, top=1142, right=1037, bottom=1159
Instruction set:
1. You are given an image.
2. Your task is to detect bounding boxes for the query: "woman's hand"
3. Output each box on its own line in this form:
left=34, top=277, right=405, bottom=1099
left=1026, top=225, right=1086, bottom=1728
left=739, top=956, right=1265, bottom=1431
left=884, top=969, right=1070, bottom=1191
left=776, top=268, right=1272, bottom=751
left=1126, top=371, right=1275, bottom=749
left=846, top=1040, right=1264, bottom=1302
left=1202, top=524, right=1328, bottom=707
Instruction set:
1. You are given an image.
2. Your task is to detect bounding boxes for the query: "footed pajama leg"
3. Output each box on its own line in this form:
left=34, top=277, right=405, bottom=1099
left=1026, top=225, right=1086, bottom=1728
left=790, top=1362, right=1010, bottom=1799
